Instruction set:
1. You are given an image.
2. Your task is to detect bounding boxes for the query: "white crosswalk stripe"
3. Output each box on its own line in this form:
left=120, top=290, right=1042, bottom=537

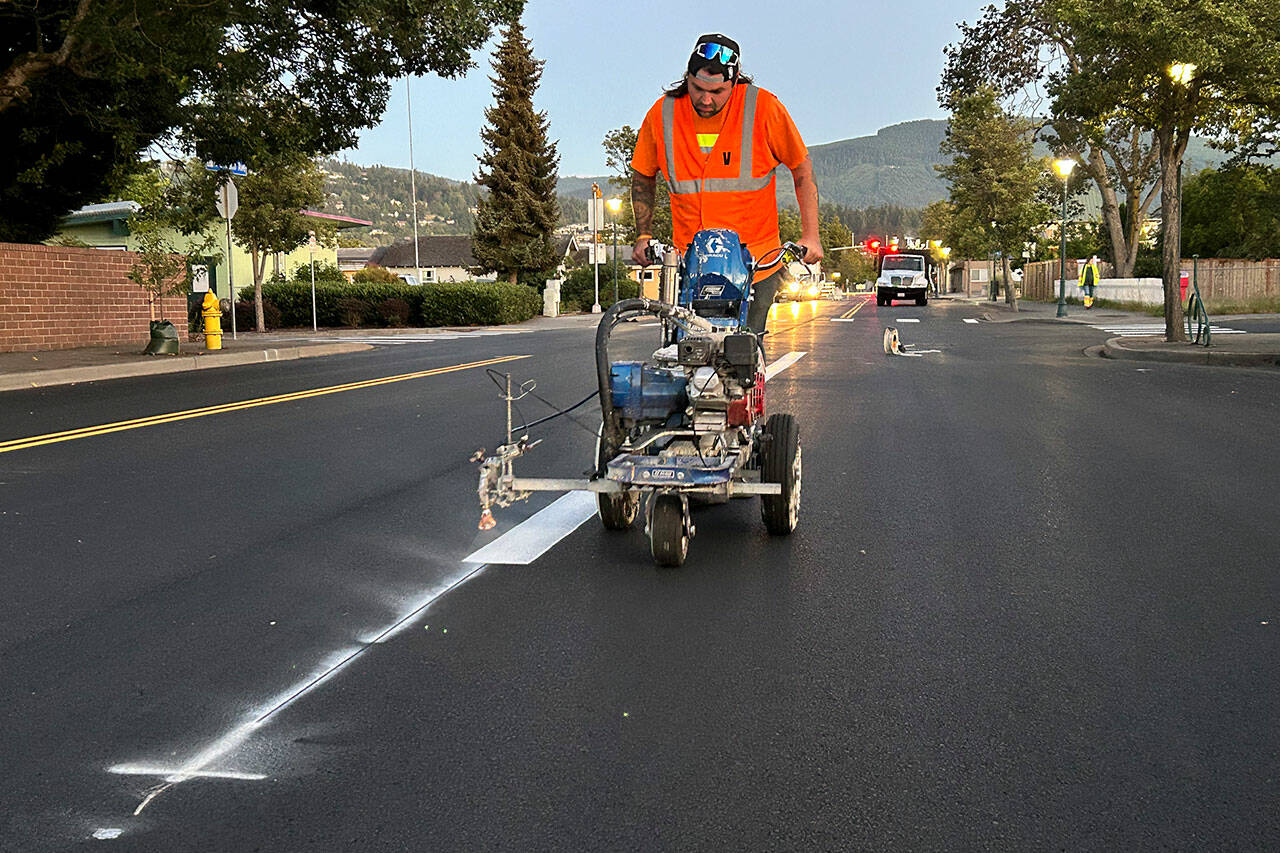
left=1091, top=323, right=1246, bottom=336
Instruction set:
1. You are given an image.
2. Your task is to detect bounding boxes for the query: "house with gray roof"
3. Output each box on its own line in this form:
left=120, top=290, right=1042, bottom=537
left=368, top=236, right=492, bottom=283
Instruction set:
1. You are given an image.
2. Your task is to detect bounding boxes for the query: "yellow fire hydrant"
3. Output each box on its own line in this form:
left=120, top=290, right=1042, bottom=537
left=202, top=291, right=223, bottom=350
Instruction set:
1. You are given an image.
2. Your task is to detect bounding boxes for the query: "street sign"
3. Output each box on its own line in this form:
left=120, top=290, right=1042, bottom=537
left=215, top=179, right=239, bottom=220
left=191, top=265, right=210, bottom=293
left=586, top=197, right=605, bottom=232
left=205, top=162, right=249, bottom=177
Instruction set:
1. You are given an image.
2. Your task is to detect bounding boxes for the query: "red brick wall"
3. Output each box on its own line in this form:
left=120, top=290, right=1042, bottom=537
left=0, top=242, right=189, bottom=352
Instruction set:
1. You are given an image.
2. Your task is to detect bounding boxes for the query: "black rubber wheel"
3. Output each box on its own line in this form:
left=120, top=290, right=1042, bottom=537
left=650, top=493, right=688, bottom=567
left=760, top=413, right=801, bottom=535
left=596, top=423, right=638, bottom=530
left=916, top=295, right=928, bottom=306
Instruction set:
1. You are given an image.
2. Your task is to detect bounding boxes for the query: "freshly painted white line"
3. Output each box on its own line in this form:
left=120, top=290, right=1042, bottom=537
left=765, top=351, right=807, bottom=380
left=963, top=318, right=980, bottom=324
left=462, top=491, right=598, bottom=565
left=830, top=318, right=858, bottom=323
left=108, top=562, right=491, bottom=814
left=897, top=318, right=921, bottom=323
left=109, top=765, right=267, bottom=781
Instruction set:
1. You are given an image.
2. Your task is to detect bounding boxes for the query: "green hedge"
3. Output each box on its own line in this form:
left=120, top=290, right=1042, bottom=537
left=560, top=260, right=639, bottom=313
left=234, top=280, right=541, bottom=328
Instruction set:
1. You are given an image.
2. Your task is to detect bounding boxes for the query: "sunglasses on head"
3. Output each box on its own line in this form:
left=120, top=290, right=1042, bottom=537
left=694, top=42, right=737, bottom=65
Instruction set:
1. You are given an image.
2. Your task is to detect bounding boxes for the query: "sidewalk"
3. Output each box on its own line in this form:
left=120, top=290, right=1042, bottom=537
left=0, top=314, right=600, bottom=393
left=939, top=293, right=1280, bottom=369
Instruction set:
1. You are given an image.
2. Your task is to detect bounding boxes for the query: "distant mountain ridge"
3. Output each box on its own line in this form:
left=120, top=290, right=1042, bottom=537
left=562, top=118, right=1246, bottom=212
left=328, top=121, right=1250, bottom=242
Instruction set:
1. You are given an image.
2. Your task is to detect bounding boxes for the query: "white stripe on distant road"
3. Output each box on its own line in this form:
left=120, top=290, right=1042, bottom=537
left=765, top=351, right=807, bottom=380
left=897, top=318, right=921, bottom=323
left=1092, top=324, right=1246, bottom=336
left=963, top=318, right=979, bottom=324
left=462, top=491, right=598, bottom=565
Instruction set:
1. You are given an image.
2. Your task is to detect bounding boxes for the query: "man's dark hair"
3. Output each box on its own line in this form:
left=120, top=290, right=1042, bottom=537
left=663, top=72, right=754, bottom=98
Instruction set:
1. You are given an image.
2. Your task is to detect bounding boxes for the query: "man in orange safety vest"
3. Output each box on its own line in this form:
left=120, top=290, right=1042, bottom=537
left=629, top=33, right=823, bottom=332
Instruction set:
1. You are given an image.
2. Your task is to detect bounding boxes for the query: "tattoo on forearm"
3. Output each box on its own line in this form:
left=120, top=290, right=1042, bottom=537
left=631, top=171, right=655, bottom=236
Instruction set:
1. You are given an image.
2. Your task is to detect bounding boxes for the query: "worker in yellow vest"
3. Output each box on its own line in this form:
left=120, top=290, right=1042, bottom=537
left=1078, top=254, right=1101, bottom=309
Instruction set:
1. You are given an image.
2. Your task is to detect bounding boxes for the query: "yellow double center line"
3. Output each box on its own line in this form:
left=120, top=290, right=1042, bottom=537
left=0, top=354, right=528, bottom=455
left=838, top=296, right=873, bottom=320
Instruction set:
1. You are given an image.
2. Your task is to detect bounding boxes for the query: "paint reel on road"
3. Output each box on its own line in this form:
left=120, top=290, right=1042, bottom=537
left=883, top=327, right=905, bottom=355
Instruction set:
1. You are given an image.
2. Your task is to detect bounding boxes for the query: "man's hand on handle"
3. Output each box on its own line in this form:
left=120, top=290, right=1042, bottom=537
left=632, top=239, right=652, bottom=266
left=799, top=232, right=823, bottom=265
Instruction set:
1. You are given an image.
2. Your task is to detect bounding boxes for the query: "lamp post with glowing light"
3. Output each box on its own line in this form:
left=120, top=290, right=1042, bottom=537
left=1168, top=62, right=1196, bottom=310
left=606, top=197, right=622, bottom=305
left=1053, top=157, right=1076, bottom=317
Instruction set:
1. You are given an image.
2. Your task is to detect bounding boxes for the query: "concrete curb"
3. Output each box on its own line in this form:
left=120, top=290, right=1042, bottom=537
left=1101, top=337, right=1280, bottom=368
left=0, top=342, right=373, bottom=391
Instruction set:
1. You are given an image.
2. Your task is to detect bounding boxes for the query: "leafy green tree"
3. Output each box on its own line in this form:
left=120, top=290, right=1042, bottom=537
left=778, top=208, right=802, bottom=244
left=603, top=125, right=672, bottom=243
left=121, top=164, right=220, bottom=328
left=472, top=19, right=560, bottom=285
left=938, top=87, right=1050, bottom=309
left=946, top=0, right=1280, bottom=338
left=230, top=156, right=332, bottom=331
left=1, top=0, right=521, bottom=242
left=941, top=1, right=1161, bottom=280
left=1182, top=165, right=1280, bottom=259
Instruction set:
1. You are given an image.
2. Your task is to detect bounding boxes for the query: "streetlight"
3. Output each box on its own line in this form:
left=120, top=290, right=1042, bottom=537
left=1053, top=157, right=1077, bottom=317
left=606, top=196, right=622, bottom=306
left=1168, top=62, right=1197, bottom=86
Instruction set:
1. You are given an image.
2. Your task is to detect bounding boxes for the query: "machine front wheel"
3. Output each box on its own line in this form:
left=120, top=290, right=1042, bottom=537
left=650, top=493, right=689, bottom=567
left=760, top=413, right=801, bottom=535
left=596, top=424, right=638, bottom=530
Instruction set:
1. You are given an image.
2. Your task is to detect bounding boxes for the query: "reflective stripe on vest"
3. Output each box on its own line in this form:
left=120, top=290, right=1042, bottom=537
left=662, top=85, right=775, bottom=195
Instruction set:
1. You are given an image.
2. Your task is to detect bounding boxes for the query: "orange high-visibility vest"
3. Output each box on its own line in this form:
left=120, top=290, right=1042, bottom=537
left=656, top=84, right=782, bottom=265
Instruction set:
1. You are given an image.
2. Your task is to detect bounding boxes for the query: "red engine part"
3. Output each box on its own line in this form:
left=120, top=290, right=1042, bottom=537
left=727, top=372, right=766, bottom=427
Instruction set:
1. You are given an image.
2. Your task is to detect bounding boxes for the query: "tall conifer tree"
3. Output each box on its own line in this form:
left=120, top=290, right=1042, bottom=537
left=472, top=20, right=560, bottom=284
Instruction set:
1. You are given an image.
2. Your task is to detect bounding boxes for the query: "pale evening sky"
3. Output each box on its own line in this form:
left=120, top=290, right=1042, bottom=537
left=339, top=0, right=991, bottom=182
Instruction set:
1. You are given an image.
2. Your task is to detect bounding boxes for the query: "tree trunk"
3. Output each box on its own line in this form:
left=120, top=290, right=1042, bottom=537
left=251, top=248, right=267, bottom=332
left=508, top=271, right=518, bottom=285
left=1002, top=255, right=1017, bottom=311
left=1089, top=149, right=1135, bottom=278
left=1157, top=128, right=1187, bottom=342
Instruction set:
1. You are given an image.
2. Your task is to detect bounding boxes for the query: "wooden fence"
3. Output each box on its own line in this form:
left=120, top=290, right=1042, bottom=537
left=1018, top=258, right=1280, bottom=303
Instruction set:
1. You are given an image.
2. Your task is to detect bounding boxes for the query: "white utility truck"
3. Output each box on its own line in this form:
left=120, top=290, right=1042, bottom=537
left=876, top=253, right=928, bottom=306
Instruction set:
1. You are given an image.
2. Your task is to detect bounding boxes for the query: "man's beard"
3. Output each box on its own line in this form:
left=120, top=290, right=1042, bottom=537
left=694, top=103, right=724, bottom=118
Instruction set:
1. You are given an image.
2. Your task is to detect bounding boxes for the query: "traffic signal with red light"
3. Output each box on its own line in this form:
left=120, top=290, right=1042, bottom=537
left=866, top=237, right=881, bottom=253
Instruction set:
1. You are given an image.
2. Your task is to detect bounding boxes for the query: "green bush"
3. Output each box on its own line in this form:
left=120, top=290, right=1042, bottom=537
left=291, top=261, right=345, bottom=282
left=377, top=297, right=412, bottom=327
left=251, top=280, right=541, bottom=328
left=234, top=299, right=282, bottom=329
left=560, top=260, right=639, bottom=312
left=419, top=281, right=542, bottom=326
left=353, top=265, right=401, bottom=284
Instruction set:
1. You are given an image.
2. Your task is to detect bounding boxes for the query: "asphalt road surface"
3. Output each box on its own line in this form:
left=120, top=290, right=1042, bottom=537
left=2, top=298, right=1277, bottom=851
